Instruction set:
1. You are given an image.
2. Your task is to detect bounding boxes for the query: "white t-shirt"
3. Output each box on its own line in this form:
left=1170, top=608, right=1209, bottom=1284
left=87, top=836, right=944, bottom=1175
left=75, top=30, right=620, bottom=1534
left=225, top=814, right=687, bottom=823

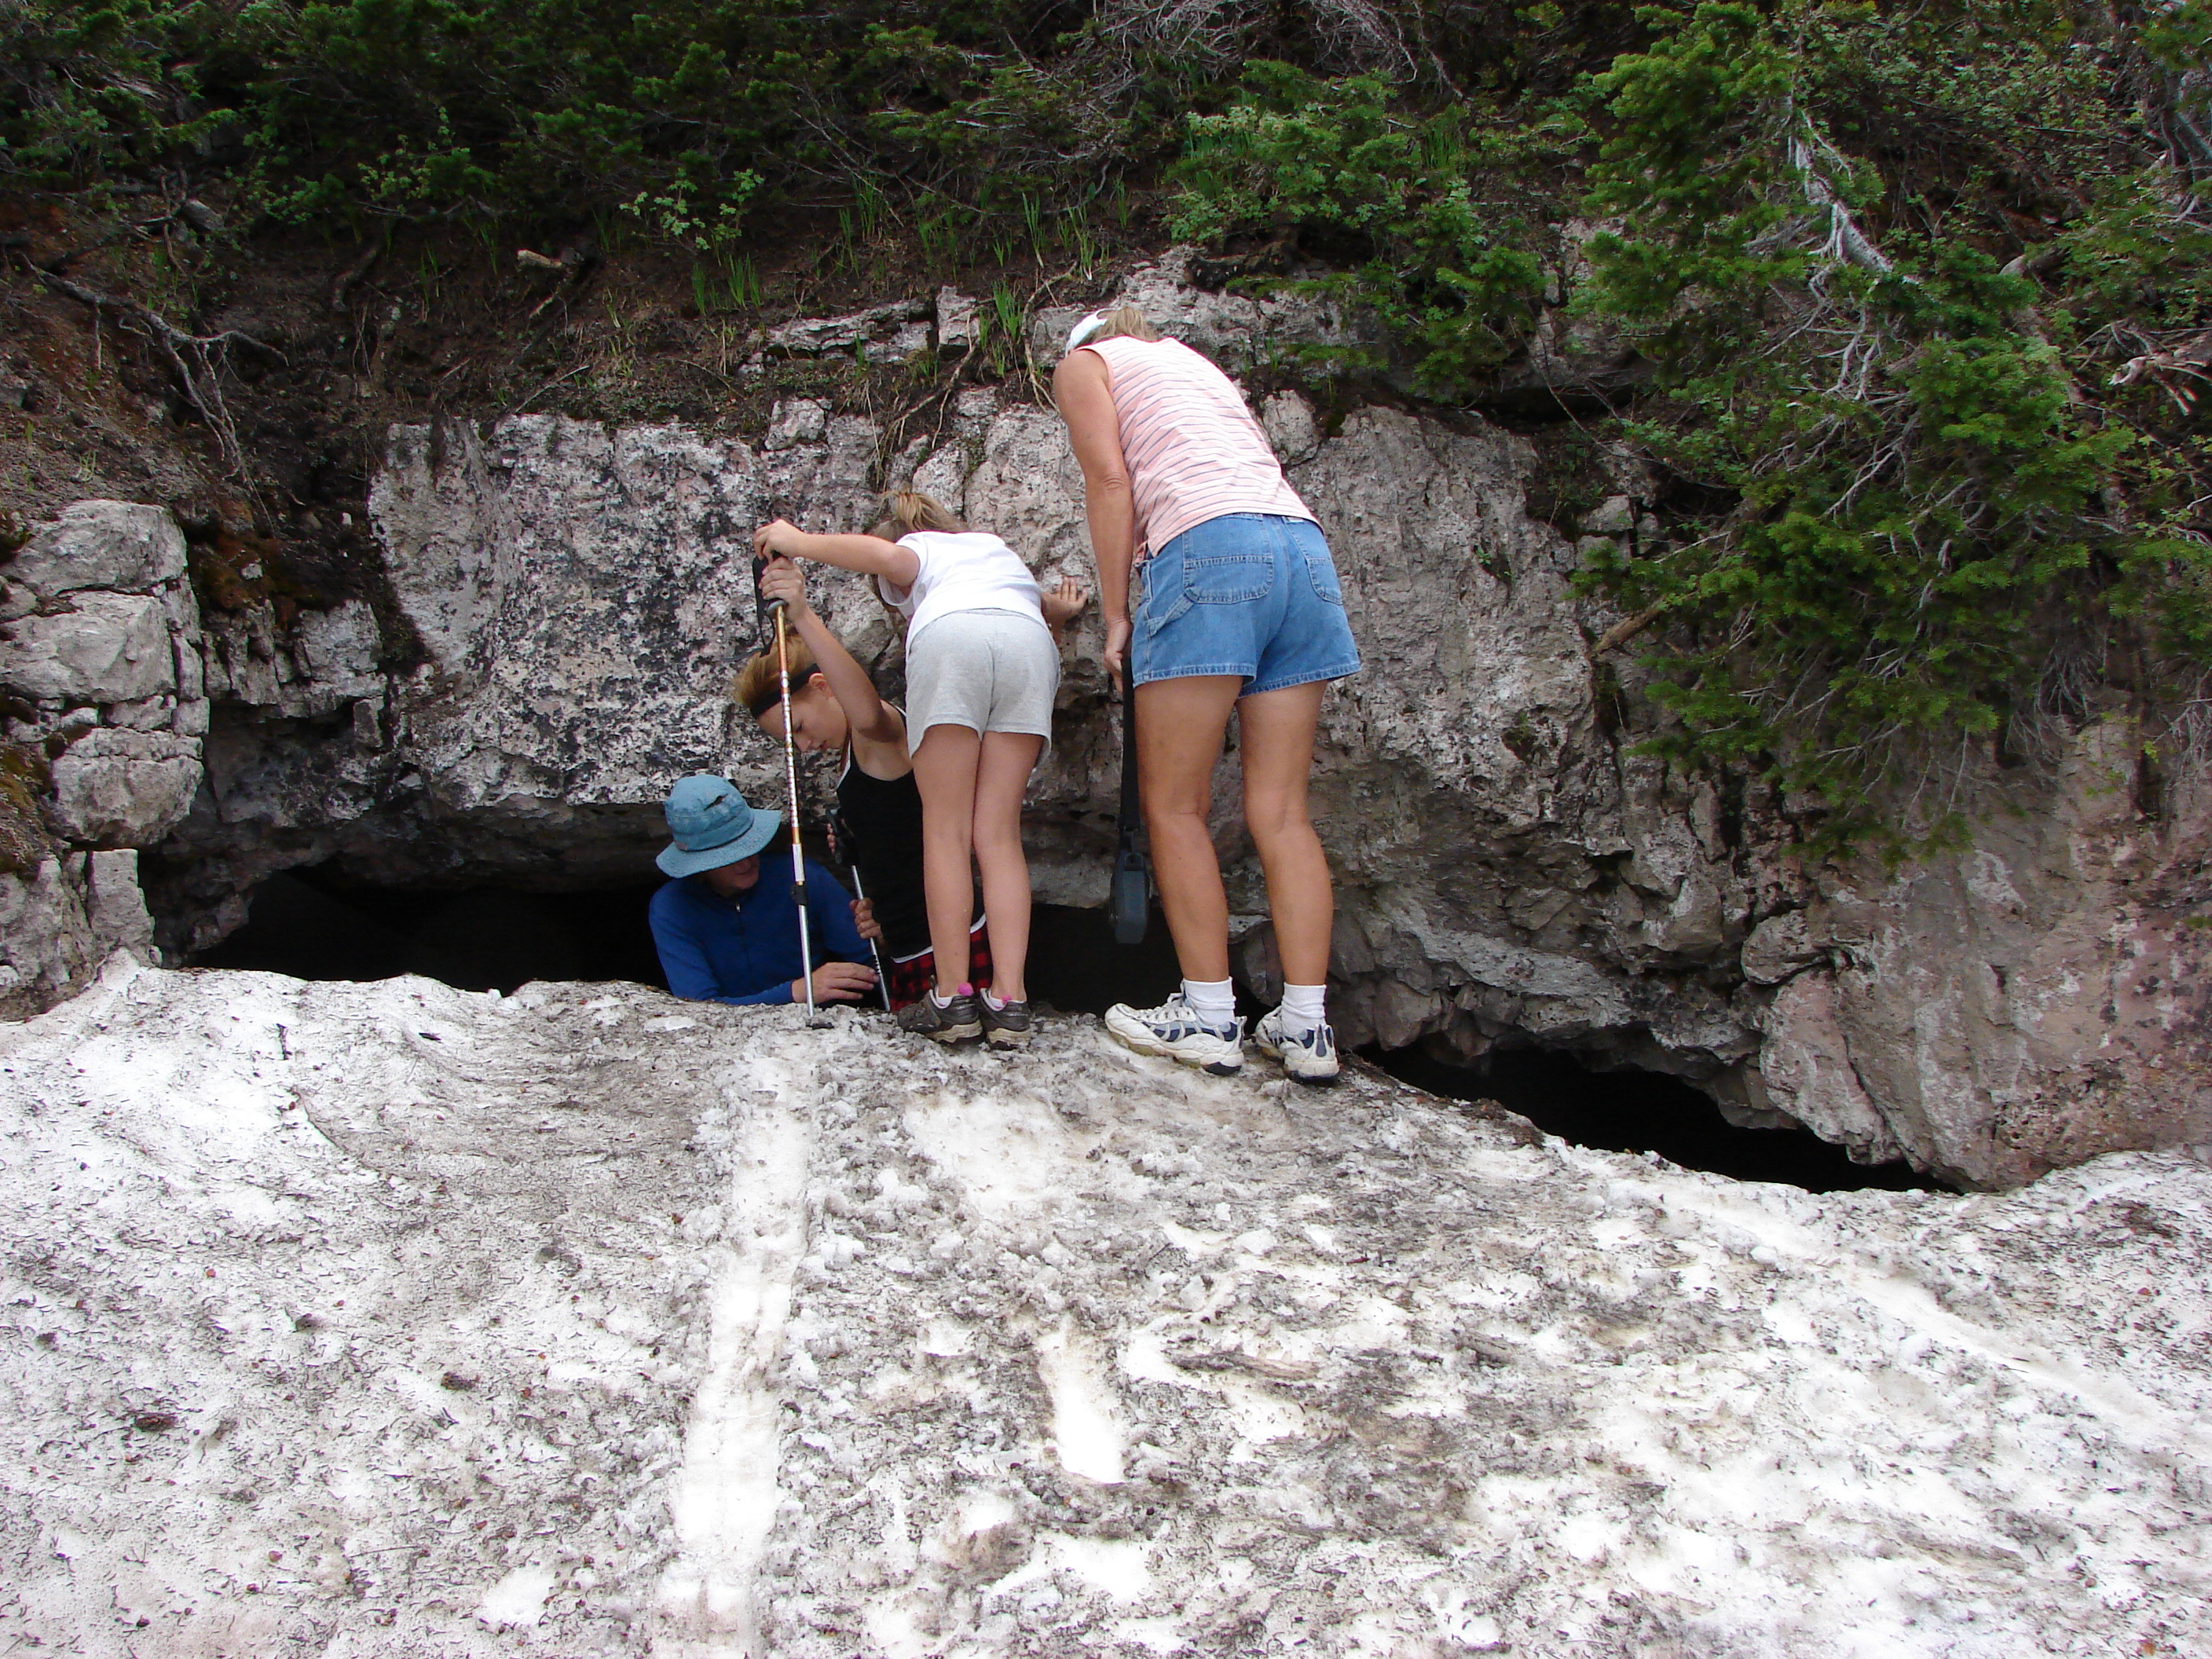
left=877, top=530, right=1049, bottom=646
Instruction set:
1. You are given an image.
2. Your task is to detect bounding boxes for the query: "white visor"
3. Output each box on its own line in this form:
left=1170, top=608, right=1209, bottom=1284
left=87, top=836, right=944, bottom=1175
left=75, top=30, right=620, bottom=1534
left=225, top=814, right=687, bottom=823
left=1065, top=310, right=1111, bottom=353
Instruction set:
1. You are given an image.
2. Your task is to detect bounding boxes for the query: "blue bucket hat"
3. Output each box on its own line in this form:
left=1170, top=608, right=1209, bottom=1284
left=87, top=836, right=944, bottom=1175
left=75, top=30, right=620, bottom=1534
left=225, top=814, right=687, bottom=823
left=656, top=774, right=782, bottom=878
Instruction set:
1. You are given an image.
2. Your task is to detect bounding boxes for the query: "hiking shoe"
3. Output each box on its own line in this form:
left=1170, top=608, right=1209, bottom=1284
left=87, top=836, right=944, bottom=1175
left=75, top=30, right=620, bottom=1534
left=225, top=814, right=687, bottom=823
left=898, top=989, right=982, bottom=1044
left=980, top=994, right=1034, bottom=1049
left=1253, top=1007, right=1341, bottom=1085
left=1104, top=994, right=1243, bottom=1075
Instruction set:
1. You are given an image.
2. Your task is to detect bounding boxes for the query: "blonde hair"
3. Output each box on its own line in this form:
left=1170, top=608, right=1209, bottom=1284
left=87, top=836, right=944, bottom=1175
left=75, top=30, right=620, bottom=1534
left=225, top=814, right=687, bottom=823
left=1082, top=304, right=1160, bottom=346
left=731, top=633, right=821, bottom=720
left=869, top=489, right=964, bottom=540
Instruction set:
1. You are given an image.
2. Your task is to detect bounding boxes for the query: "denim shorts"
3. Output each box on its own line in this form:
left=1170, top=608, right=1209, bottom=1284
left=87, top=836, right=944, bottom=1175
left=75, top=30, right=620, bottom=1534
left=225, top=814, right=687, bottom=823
left=1131, top=514, right=1361, bottom=694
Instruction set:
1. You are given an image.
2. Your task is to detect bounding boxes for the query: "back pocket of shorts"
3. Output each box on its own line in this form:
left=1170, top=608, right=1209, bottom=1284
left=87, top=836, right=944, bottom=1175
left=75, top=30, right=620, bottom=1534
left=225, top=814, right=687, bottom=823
left=1183, top=552, right=1273, bottom=605
left=1302, top=549, right=1346, bottom=606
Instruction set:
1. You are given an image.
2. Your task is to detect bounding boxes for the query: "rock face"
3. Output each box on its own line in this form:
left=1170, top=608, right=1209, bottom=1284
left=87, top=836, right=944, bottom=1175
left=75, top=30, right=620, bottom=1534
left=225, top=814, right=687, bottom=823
left=1, top=961, right=2208, bottom=1655
left=0, top=500, right=203, bottom=1014
left=30, top=253, right=2208, bottom=1189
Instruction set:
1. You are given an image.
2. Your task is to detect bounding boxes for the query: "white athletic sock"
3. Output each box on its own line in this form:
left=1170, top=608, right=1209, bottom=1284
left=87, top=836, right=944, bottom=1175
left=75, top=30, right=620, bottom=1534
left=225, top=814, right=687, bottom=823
left=1278, top=983, right=1327, bottom=1038
left=1181, top=977, right=1236, bottom=1028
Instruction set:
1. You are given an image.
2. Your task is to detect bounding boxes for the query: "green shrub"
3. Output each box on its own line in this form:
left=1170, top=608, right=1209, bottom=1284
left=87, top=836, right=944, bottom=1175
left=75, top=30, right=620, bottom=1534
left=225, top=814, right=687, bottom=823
left=1171, top=62, right=1553, bottom=392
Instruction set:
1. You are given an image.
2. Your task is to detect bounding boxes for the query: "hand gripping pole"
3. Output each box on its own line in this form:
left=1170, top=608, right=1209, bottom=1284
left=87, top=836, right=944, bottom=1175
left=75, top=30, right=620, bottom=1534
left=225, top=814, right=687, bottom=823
left=844, top=859, right=894, bottom=1012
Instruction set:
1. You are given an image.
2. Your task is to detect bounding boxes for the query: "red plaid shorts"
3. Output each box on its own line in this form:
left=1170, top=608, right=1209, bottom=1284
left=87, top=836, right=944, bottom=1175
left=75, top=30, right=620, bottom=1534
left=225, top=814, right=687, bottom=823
left=882, top=919, right=993, bottom=1011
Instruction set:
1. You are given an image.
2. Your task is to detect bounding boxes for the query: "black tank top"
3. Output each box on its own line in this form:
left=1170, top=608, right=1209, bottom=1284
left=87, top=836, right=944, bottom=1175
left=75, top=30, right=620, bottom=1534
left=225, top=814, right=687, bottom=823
left=834, top=745, right=936, bottom=960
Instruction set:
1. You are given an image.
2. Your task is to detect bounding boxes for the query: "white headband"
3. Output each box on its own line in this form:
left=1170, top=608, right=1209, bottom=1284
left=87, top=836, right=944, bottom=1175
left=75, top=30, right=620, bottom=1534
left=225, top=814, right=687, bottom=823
left=1065, top=310, right=1111, bottom=353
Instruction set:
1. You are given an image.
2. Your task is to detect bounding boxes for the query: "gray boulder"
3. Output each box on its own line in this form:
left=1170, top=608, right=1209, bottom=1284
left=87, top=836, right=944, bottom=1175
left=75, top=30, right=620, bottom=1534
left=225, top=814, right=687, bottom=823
left=4, top=500, right=187, bottom=599
left=48, top=730, right=203, bottom=846
left=2, top=593, right=176, bottom=704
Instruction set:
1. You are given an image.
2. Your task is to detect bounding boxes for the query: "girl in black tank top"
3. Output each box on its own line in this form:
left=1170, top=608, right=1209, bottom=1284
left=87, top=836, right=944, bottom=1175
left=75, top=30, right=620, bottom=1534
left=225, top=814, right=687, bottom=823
left=738, top=554, right=1083, bottom=1012
left=833, top=728, right=937, bottom=961
left=737, top=564, right=982, bottom=1008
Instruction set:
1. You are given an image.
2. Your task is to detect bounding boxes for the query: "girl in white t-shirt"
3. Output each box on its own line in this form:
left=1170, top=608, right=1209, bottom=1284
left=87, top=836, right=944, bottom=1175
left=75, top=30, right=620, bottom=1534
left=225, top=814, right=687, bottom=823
left=753, top=492, right=1065, bottom=1047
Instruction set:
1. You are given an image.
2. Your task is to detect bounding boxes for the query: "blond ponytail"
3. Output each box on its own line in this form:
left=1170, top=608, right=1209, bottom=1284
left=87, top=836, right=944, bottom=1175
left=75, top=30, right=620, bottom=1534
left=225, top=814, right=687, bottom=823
left=870, top=489, right=965, bottom=540
left=1086, top=303, right=1160, bottom=345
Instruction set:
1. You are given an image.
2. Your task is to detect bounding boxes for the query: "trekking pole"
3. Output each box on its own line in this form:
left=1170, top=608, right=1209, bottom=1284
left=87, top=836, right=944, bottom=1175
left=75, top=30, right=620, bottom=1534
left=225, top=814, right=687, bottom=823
left=1110, top=668, right=1151, bottom=946
left=826, top=804, right=892, bottom=1011
left=769, top=600, right=825, bottom=1026
left=846, top=862, right=895, bottom=1012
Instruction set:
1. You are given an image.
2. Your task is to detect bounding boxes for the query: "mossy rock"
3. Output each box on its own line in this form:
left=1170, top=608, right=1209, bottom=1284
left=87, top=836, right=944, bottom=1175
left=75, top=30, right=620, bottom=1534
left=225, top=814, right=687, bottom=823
left=0, top=745, right=55, bottom=877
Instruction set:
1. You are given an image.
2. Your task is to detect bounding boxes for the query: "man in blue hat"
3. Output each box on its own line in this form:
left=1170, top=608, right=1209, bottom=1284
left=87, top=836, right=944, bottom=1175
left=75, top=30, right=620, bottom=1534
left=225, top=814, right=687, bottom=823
left=649, top=774, right=879, bottom=1006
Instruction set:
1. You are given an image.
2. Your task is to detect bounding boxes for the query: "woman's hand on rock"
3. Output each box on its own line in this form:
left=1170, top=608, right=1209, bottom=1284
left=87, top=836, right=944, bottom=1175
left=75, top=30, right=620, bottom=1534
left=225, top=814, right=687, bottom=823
left=758, top=556, right=813, bottom=621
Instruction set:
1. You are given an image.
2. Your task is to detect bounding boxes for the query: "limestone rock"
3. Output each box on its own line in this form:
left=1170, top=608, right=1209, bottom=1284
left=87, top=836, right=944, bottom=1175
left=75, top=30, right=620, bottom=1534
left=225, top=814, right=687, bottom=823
left=1027, top=247, right=1372, bottom=372
left=289, top=598, right=382, bottom=695
left=764, top=397, right=826, bottom=452
left=864, top=319, right=931, bottom=364
left=1259, top=389, right=1322, bottom=466
left=0, top=860, right=96, bottom=1016
left=47, top=729, right=203, bottom=845
left=936, top=285, right=976, bottom=357
left=83, top=848, right=153, bottom=952
left=0, top=855, right=152, bottom=1016
left=764, top=299, right=928, bottom=357
left=1581, top=494, right=1637, bottom=535
left=0, top=592, right=175, bottom=703
left=1741, top=910, right=1822, bottom=985
left=4, top=500, right=186, bottom=599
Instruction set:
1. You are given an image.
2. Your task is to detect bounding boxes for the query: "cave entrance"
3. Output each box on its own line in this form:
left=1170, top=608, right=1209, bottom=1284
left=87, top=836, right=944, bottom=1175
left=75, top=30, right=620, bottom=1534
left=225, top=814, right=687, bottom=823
left=1373, top=1043, right=1950, bottom=1194
left=189, top=862, right=1181, bottom=1013
left=190, top=863, right=668, bottom=994
left=192, top=877, right=1932, bottom=1196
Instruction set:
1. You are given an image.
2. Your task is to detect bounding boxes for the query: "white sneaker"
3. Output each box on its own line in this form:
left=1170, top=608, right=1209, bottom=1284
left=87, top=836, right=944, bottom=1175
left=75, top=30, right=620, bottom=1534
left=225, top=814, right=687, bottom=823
left=1104, top=993, right=1243, bottom=1075
left=1253, top=1007, right=1341, bottom=1085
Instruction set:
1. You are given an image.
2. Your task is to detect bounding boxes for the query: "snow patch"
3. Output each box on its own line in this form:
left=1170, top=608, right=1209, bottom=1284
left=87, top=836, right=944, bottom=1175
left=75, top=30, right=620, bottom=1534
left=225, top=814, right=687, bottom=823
left=654, top=1053, right=814, bottom=1654
left=478, top=1562, right=556, bottom=1628
left=1036, top=1317, right=1125, bottom=1483
left=2, top=972, right=2210, bottom=1656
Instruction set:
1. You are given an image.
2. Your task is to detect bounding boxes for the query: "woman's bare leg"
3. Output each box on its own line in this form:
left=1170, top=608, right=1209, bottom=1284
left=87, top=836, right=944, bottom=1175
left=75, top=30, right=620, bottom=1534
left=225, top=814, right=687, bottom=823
left=972, top=731, right=1045, bottom=1002
left=910, top=722, right=981, bottom=995
left=1236, top=682, right=1332, bottom=987
left=1133, top=674, right=1243, bottom=984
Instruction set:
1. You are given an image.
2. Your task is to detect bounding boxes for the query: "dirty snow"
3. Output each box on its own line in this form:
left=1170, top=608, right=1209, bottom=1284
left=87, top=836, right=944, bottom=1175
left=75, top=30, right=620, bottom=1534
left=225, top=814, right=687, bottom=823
left=0, top=958, right=2207, bottom=1655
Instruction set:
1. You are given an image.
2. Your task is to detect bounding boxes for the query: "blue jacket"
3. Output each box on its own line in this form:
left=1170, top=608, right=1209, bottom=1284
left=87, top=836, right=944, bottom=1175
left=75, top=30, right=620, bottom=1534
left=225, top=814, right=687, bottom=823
left=650, top=861, right=869, bottom=1006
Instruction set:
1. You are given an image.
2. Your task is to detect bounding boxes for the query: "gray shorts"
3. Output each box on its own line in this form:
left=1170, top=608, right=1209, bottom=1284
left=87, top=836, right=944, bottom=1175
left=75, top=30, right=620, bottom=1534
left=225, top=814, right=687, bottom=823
left=906, top=609, right=1060, bottom=753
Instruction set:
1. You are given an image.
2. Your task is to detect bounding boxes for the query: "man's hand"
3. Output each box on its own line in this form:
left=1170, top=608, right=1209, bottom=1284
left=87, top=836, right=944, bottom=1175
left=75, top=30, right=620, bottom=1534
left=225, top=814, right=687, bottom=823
left=1104, top=613, right=1132, bottom=694
left=753, top=518, right=806, bottom=561
left=1042, top=573, right=1090, bottom=632
left=850, top=897, right=881, bottom=943
left=759, top=556, right=815, bottom=623
left=796, top=961, right=877, bottom=1004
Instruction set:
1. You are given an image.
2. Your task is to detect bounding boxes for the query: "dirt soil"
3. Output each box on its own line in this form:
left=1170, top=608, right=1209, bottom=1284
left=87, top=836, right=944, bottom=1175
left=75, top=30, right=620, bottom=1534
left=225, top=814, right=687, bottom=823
left=0, top=196, right=1140, bottom=613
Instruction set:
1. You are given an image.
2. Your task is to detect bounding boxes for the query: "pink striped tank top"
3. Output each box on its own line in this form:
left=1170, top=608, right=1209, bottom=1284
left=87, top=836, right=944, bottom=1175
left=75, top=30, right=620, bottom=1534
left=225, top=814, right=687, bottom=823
left=1080, top=335, right=1316, bottom=557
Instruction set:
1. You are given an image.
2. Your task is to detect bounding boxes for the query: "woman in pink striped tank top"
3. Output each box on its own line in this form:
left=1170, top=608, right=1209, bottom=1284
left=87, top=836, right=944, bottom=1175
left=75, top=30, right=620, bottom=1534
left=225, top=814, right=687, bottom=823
left=1053, top=304, right=1361, bottom=1084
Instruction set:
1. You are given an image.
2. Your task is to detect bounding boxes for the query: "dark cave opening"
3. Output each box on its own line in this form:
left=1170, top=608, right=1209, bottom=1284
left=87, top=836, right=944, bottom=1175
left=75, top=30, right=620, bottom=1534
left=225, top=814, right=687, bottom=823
left=190, top=864, right=670, bottom=994
left=1372, top=1042, right=1951, bottom=1195
left=189, top=860, right=1182, bottom=1013
left=191, top=867, right=1946, bottom=1192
